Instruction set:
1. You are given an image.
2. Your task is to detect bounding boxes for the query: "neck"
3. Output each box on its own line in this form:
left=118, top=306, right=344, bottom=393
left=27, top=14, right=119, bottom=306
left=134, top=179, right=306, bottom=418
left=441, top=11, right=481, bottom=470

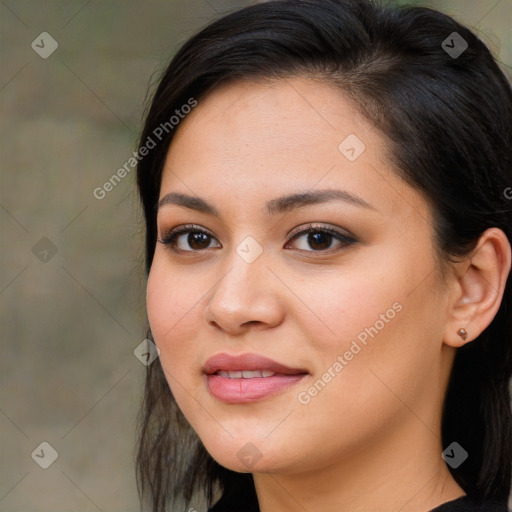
left=253, top=416, right=465, bottom=512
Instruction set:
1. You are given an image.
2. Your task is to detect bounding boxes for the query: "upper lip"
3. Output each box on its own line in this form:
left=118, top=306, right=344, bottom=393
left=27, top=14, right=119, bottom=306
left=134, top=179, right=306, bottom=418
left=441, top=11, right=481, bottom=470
left=203, top=353, right=308, bottom=375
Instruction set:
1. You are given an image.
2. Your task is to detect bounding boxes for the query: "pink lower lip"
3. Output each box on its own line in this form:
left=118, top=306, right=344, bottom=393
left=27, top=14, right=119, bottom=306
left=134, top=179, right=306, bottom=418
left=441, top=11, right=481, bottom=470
left=207, top=373, right=306, bottom=404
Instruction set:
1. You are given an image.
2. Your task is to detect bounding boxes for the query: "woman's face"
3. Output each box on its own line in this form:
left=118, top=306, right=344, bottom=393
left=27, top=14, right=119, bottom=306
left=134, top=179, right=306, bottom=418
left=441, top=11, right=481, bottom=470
left=146, top=78, right=454, bottom=475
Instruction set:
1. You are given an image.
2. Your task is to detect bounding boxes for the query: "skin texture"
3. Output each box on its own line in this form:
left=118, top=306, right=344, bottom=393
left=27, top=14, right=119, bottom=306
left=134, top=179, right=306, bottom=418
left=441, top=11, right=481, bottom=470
left=146, top=78, right=511, bottom=512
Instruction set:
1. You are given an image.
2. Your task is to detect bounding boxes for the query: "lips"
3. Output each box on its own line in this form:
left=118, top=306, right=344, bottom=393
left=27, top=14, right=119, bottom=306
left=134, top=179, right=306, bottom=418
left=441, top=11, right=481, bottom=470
left=203, top=352, right=307, bottom=375
left=204, top=353, right=308, bottom=404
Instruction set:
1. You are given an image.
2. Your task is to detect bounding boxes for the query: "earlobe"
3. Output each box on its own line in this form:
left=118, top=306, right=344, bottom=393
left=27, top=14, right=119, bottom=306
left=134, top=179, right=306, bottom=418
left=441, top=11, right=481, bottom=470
left=443, top=228, right=511, bottom=348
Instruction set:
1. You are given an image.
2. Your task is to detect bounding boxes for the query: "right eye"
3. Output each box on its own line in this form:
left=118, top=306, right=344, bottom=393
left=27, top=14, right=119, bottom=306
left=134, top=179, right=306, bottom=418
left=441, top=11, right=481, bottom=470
left=158, top=224, right=222, bottom=252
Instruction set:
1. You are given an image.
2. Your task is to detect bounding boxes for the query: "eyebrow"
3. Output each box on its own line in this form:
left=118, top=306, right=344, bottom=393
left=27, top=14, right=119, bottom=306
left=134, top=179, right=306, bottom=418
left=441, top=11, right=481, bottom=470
left=157, top=189, right=375, bottom=216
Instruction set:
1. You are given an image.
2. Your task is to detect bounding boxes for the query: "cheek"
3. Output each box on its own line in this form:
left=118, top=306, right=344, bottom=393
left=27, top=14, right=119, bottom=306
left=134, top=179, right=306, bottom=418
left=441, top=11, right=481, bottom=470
left=322, top=260, right=443, bottom=397
left=146, top=259, right=200, bottom=368
left=146, top=261, right=173, bottom=342
left=146, top=261, right=209, bottom=424
left=289, top=269, right=439, bottom=440
left=302, top=267, right=402, bottom=356
left=305, top=248, right=442, bottom=380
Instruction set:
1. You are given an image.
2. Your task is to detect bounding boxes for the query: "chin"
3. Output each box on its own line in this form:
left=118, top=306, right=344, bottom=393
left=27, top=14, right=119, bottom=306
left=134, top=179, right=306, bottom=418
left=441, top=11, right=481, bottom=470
left=209, top=451, right=275, bottom=474
left=199, top=434, right=299, bottom=475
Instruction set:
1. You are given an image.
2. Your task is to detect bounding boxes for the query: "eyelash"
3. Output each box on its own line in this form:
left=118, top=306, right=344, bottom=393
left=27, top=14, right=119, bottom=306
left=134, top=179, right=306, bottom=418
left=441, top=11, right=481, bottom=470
left=157, top=223, right=356, bottom=254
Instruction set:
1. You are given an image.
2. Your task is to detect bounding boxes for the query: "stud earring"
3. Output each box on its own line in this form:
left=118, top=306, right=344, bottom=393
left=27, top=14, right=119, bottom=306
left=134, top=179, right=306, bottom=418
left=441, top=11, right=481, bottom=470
left=457, top=328, right=468, bottom=341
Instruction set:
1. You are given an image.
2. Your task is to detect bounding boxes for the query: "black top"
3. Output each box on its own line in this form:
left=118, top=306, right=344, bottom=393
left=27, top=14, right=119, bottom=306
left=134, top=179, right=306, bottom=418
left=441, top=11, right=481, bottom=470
left=209, top=494, right=510, bottom=511
left=431, top=496, right=510, bottom=512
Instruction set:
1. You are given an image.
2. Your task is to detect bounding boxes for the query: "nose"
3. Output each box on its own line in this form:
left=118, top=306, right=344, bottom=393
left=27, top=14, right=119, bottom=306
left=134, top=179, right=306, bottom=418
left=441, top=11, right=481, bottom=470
left=204, top=247, right=285, bottom=334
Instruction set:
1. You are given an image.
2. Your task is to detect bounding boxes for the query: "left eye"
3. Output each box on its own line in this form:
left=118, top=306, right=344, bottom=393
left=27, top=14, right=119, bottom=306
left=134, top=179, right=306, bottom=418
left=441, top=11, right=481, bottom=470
left=286, top=225, right=355, bottom=253
left=158, top=224, right=355, bottom=253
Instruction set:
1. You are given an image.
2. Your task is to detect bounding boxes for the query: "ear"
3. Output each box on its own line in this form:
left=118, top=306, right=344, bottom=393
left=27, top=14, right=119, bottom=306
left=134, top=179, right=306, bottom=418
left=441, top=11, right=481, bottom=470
left=444, top=228, right=511, bottom=348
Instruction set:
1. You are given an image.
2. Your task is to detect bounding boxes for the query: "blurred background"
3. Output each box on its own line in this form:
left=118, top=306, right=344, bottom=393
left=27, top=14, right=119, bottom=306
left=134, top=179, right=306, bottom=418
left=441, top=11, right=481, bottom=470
left=1, top=0, right=510, bottom=511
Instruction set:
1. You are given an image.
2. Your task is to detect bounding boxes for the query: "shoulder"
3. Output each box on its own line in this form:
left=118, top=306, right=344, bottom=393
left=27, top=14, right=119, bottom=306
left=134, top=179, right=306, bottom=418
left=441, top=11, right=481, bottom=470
left=430, top=495, right=510, bottom=512
left=207, top=485, right=259, bottom=512
left=208, top=494, right=510, bottom=512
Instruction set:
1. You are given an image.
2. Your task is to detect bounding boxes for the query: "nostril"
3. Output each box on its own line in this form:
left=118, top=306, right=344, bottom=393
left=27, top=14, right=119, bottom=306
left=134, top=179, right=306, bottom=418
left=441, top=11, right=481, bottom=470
left=243, top=320, right=262, bottom=327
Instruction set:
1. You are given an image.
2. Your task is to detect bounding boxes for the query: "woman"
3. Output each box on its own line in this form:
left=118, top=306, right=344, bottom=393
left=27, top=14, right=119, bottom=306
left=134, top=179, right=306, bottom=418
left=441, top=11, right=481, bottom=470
left=135, top=0, right=512, bottom=510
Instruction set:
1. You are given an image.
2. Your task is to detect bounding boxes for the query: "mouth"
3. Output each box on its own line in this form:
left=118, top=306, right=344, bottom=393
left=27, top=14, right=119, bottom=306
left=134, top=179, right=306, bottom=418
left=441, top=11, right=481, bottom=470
left=215, top=370, right=279, bottom=378
left=203, top=353, right=309, bottom=404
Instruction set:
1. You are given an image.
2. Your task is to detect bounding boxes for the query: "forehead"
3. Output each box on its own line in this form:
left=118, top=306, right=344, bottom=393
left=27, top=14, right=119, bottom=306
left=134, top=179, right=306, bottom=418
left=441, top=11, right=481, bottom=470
left=160, top=78, right=430, bottom=223
left=168, top=77, right=371, bottom=157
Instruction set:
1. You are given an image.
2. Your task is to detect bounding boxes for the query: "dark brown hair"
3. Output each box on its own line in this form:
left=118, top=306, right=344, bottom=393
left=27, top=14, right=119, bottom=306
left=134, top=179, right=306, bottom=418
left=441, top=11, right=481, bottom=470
left=135, top=1, right=512, bottom=510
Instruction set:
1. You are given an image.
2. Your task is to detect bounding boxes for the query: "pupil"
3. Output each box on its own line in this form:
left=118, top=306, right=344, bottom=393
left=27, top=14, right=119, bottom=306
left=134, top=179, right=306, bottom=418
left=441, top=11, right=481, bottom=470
left=308, top=232, right=331, bottom=250
left=189, top=232, right=209, bottom=249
